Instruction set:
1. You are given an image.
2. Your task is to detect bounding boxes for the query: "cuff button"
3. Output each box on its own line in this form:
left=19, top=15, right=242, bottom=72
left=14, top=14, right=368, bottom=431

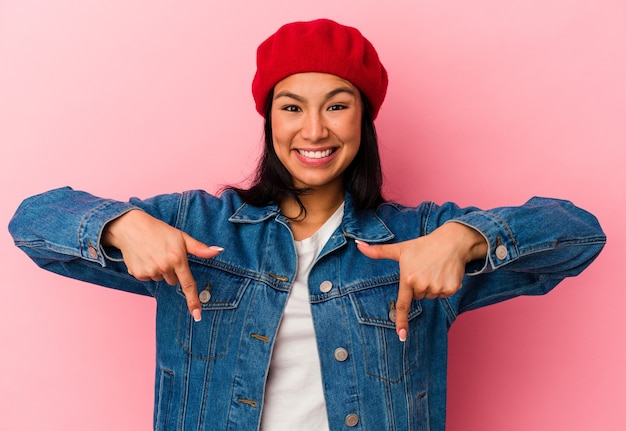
left=495, top=245, right=508, bottom=260
left=88, top=245, right=98, bottom=259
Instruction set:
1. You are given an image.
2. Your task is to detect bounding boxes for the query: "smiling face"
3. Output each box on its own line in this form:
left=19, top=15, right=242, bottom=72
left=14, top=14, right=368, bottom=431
left=271, top=72, right=363, bottom=196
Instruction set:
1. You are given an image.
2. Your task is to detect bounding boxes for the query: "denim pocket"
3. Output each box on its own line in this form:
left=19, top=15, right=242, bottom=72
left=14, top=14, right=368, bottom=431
left=176, top=266, right=250, bottom=360
left=350, top=282, right=422, bottom=382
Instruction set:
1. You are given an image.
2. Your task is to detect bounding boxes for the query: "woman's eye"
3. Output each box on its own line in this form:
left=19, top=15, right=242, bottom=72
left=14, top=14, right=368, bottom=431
left=282, top=105, right=301, bottom=112
left=328, top=104, right=347, bottom=111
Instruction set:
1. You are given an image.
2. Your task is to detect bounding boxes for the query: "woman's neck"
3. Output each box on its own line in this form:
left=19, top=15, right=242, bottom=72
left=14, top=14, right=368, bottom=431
left=280, top=189, right=344, bottom=241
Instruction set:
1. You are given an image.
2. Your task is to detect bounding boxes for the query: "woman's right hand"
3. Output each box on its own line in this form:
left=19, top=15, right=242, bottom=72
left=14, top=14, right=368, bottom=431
left=102, top=210, right=223, bottom=322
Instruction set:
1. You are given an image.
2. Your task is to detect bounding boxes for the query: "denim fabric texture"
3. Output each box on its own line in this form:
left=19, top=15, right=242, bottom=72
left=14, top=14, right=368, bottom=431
left=9, top=187, right=606, bottom=431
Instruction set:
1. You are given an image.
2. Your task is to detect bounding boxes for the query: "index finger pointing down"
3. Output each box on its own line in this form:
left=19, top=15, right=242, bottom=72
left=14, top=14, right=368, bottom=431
left=395, top=279, right=414, bottom=342
left=176, top=262, right=202, bottom=322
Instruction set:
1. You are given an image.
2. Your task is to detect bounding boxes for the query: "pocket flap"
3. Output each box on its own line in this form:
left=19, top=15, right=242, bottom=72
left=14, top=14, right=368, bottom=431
left=350, top=283, right=423, bottom=329
left=176, top=265, right=250, bottom=310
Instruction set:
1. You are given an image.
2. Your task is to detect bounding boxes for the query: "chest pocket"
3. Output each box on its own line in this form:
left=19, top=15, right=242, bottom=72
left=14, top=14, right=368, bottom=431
left=176, top=265, right=250, bottom=361
left=350, top=282, right=422, bottom=383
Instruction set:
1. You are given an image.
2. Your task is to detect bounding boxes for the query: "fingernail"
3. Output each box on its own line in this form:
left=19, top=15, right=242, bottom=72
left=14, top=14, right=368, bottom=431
left=192, top=308, right=202, bottom=322
left=209, top=246, right=224, bottom=252
left=398, top=328, right=407, bottom=342
left=355, top=240, right=369, bottom=247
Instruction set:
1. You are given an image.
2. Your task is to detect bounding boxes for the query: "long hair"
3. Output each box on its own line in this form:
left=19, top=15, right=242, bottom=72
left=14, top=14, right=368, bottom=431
left=229, top=89, right=385, bottom=213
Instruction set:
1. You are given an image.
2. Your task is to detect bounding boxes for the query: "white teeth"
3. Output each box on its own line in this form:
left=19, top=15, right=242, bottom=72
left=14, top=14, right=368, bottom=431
left=298, top=149, right=333, bottom=159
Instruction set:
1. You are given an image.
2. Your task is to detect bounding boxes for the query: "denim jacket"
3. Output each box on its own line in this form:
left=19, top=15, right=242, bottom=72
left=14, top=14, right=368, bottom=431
left=9, top=187, right=605, bottom=431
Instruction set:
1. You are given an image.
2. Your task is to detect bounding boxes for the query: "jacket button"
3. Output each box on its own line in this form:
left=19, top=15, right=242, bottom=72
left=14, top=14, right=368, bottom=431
left=199, top=289, right=211, bottom=304
left=495, top=245, right=508, bottom=260
left=334, top=347, right=349, bottom=362
left=319, top=280, right=333, bottom=293
left=345, top=413, right=359, bottom=427
left=88, top=245, right=98, bottom=259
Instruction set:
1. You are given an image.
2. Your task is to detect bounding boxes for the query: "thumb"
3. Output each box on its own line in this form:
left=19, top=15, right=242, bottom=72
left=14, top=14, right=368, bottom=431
left=182, top=232, right=224, bottom=259
left=356, top=240, right=402, bottom=262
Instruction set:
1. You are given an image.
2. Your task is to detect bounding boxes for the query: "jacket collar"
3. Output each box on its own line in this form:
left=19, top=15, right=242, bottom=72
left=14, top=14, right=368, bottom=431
left=228, top=192, right=394, bottom=243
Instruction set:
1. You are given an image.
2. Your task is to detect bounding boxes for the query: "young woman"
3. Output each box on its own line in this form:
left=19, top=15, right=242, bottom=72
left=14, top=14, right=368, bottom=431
left=9, top=19, right=605, bottom=431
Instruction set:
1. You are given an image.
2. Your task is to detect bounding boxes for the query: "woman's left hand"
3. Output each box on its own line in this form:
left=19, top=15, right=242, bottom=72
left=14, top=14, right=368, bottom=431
left=356, top=222, right=487, bottom=341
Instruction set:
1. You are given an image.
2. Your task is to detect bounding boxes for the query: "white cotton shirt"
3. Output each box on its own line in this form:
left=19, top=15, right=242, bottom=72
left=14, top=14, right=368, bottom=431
left=260, top=203, right=344, bottom=431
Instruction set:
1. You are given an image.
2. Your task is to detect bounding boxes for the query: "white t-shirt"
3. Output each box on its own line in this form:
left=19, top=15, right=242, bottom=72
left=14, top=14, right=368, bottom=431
left=260, top=203, right=344, bottom=430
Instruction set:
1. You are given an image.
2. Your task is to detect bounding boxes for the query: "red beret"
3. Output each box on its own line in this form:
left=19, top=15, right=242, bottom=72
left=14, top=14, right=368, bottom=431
left=252, top=19, right=388, bottom=119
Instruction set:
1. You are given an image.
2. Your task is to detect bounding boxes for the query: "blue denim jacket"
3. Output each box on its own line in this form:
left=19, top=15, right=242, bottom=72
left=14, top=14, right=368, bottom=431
left=9, top=187, right=605, bottom=431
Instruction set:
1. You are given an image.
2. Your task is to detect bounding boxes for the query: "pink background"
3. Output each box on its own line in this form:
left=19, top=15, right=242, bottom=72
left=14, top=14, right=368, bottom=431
left=1, top=1, right=624, bottom=430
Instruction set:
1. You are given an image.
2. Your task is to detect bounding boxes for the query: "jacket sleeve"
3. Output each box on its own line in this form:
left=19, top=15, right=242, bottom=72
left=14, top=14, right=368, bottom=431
left=8, top=186, right=183, bottom=297
left=423, top=197, right=606, bottom=318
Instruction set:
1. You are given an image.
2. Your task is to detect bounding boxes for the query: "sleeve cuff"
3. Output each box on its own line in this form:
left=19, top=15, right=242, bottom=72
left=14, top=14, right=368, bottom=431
left=446, top=211, right=521, bottom=274
left=78, top=201, right=139, bottom=266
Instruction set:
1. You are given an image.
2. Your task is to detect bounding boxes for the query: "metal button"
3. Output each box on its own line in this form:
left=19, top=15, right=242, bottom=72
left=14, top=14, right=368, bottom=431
left=495, top=245, right=508, bottom=260
left=319, top=280, right=333, bottom=293
left=88, top=245, right=98, bottom=259
left=199, top=288, right=211, bottom=304
left=334, top=347, right=349, bottom=362
left=345, top=413, right=359, bottom=427
left=389, top=300, right=396, bottom=322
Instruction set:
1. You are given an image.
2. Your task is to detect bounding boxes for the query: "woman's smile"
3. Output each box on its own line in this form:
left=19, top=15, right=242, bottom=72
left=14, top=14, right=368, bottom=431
left=296, top=148, right=336, bottom=160
left=294, top=147, right=338, bottom=167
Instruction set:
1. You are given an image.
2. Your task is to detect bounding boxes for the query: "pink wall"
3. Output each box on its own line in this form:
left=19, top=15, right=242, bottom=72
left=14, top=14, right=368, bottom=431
left=1, top=1, right=624, bottom=430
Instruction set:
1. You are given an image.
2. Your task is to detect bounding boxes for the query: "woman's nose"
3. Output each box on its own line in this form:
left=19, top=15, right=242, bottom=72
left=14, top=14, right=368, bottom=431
left=300, top=111, right=329, bottom=142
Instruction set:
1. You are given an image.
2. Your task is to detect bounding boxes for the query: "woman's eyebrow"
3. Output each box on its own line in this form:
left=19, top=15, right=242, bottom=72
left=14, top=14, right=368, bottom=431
left=274, top=91, right=305, bottom=102
left=274, top=87, right=356, bottom=102
left=324, top=87, right=356, bottom=100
